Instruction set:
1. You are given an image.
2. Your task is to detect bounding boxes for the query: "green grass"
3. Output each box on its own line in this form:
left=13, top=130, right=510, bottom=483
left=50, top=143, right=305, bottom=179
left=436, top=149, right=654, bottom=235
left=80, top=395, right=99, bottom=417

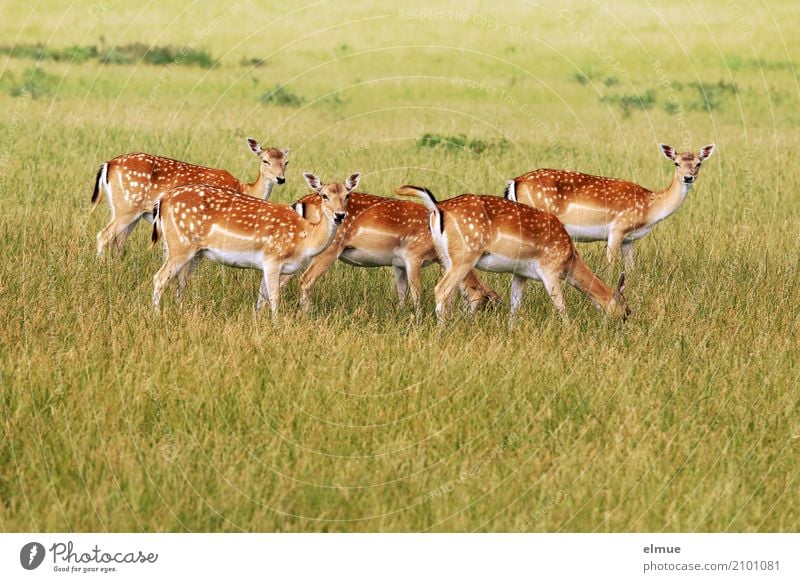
left=0, top=42, right=215, bottom=68
left=1, top=0, right=798, bottom=532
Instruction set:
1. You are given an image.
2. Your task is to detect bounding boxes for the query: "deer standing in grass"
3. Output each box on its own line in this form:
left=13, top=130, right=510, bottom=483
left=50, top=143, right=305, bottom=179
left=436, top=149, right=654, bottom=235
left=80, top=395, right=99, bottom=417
left=291, top=192, right=501, bottom=311
left=504, top=144, right=716, bottom=270
left=151, top=172, right=357, bottom=313
left=91, top=138, right=290, bottom=256
left=395, top=186, right=630, bottom=322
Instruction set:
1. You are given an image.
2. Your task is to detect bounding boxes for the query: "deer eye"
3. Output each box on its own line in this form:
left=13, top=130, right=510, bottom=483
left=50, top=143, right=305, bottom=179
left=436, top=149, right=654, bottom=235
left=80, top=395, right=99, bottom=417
left=322, top=194, right=329, bottom=200
left=263, top=160, right=271, bottom=165
left=674, top=162, right=679, bottom=167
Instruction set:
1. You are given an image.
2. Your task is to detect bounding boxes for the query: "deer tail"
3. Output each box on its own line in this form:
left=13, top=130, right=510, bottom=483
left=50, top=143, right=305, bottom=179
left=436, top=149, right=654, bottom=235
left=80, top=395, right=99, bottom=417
left=90, top=163, right=108, bottom=209
left=504, top=179, right=517, bottom=202
left=151, top=199, right=162, bottom=246
left=394, top=185, right=438, bottom=212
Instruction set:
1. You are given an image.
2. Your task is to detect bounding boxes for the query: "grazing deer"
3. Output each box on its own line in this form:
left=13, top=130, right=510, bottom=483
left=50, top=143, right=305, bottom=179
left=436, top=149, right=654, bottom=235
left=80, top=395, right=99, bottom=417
left=504, top=144, right=716, bottom=270
left=151, top=172, right=357, bottom=313
left=91, top=138, right=290, bottom=256
left=291, top=193, right=501, bottom=311
left=395, top=186, right=630, bottom=322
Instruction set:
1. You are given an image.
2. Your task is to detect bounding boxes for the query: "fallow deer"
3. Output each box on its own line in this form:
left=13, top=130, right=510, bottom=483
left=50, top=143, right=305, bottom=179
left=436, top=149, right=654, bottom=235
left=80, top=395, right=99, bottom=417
left=504, top=144, right=716, bottom=270
left=292, top=194, right=500, bottom=311
left=151, top=172, right=357, bottom=313
left=91, top=138, right=290, bottom=256
left=395, top=186, right=630, bottom=322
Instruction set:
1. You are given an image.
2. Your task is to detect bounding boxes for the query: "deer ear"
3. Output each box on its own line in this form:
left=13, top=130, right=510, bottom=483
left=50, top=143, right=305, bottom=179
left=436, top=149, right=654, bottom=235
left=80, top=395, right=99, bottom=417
left=246, top=138, right=262, bottom=156
left=659, top=144, right=676, bottom=161
left=699, top=144, right=716, bottom=160
left=616, top=272, right=626, bottom=295
left=345, top=172, right=361, bottom=191
left=292, top=201, right=305, bottom=218
left=303, top=172, right=322, bottom=192
left=281, top=148, right=291, bottom=157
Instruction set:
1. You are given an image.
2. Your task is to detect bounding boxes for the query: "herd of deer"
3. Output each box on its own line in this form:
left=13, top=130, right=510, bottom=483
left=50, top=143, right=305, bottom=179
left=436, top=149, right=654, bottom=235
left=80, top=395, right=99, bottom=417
left=91, top=138, right=715, bottom=322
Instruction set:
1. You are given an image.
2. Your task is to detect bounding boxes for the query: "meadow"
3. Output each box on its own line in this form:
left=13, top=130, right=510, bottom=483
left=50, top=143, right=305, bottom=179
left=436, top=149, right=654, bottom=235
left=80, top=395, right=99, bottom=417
left=0, top=0, right=798, bottom=532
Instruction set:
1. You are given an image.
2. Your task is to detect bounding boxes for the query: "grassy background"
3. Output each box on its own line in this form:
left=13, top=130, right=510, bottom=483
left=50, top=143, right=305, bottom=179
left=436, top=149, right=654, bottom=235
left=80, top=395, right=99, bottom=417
left=1, top=0, right=798, bottom=532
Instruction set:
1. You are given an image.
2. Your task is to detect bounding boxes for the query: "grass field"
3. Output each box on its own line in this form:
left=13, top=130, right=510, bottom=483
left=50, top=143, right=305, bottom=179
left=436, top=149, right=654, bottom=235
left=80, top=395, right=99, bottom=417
left=1, top=0, right=798, bottom=532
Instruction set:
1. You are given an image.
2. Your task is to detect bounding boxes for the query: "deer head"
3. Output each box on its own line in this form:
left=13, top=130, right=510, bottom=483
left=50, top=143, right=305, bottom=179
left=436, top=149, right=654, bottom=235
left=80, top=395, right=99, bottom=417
left=302, top=172, right=360, bottom=225
left=247, top=137, right=290, bottom=185
left=659, top=143, right=715, bottom=185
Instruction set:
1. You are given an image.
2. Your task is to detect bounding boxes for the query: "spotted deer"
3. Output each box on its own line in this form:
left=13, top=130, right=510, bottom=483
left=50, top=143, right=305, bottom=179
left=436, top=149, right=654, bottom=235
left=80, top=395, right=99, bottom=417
left=292, top=193, right=500, bottom=311
left=395, top=186, right=629, bottom=322
left=91, top=138, right=290, bottom=256
left=150, top=172, right=357, bottom=313
left=504, top=144, right=716, bottom=270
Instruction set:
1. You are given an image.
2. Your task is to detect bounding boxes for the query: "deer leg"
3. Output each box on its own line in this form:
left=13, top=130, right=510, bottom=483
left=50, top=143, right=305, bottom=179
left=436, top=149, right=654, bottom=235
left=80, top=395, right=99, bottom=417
left=259, top=262, right=282, bottom=315
left=393, top=266, right=409, bottom=303
left=175, top=256, right=200, bottom=304
left=404, top=260, right=423, bottom=309
left=434, top=259, right=479, bottom=321
left=540, top=271, right=567, bottom=319
left=256, top=274, right=270, bottom=311
left=97, top=216, right=133, bottom=257
left=96, top=220, right=118, bottom=257
left=621, top=241, right=635, bottom=272
left=299, top=243, right=341, bottom=310
left=509, top=274, right=527, bottom=319
left=97, top=207, right=142, bottom=257
left=606, top=231, right=624, bottom=265
left=153, top=250, right=196, bottom=311
left=112, top=214, right=143, bottom=253
left=95, top=182, right=120, bottom=257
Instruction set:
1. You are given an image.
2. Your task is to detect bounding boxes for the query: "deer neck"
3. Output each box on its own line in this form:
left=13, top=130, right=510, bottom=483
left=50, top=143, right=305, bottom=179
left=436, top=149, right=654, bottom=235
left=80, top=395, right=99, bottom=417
left=304, top=213, right=339, bottom=255
left=244, top=170, right=274, bottom=200
left=649, top=172, right=692, bottom=223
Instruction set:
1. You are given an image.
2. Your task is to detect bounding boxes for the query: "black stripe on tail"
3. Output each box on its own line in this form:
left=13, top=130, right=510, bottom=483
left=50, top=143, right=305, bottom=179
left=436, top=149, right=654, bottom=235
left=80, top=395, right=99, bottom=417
left=420, top=186, right=437, bottom=205
left=91, top=164, right=104, bottom=205
left=418, top=187, right=444, bottom=232
left=394, top=184, right=438, bottom=212
left=151, top=200, right=161, bottom=245
left=504, top=179, right=516, bottom=201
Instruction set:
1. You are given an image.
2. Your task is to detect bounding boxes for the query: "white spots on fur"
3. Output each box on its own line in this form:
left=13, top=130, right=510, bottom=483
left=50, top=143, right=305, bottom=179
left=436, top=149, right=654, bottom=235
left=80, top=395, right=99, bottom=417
left=512, top=155, right=709, bottom=262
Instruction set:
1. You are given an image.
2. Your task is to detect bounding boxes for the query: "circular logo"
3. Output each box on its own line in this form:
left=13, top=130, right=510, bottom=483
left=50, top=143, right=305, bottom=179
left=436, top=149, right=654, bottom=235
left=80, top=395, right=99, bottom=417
left=20, top=542, right=46, bottom=570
